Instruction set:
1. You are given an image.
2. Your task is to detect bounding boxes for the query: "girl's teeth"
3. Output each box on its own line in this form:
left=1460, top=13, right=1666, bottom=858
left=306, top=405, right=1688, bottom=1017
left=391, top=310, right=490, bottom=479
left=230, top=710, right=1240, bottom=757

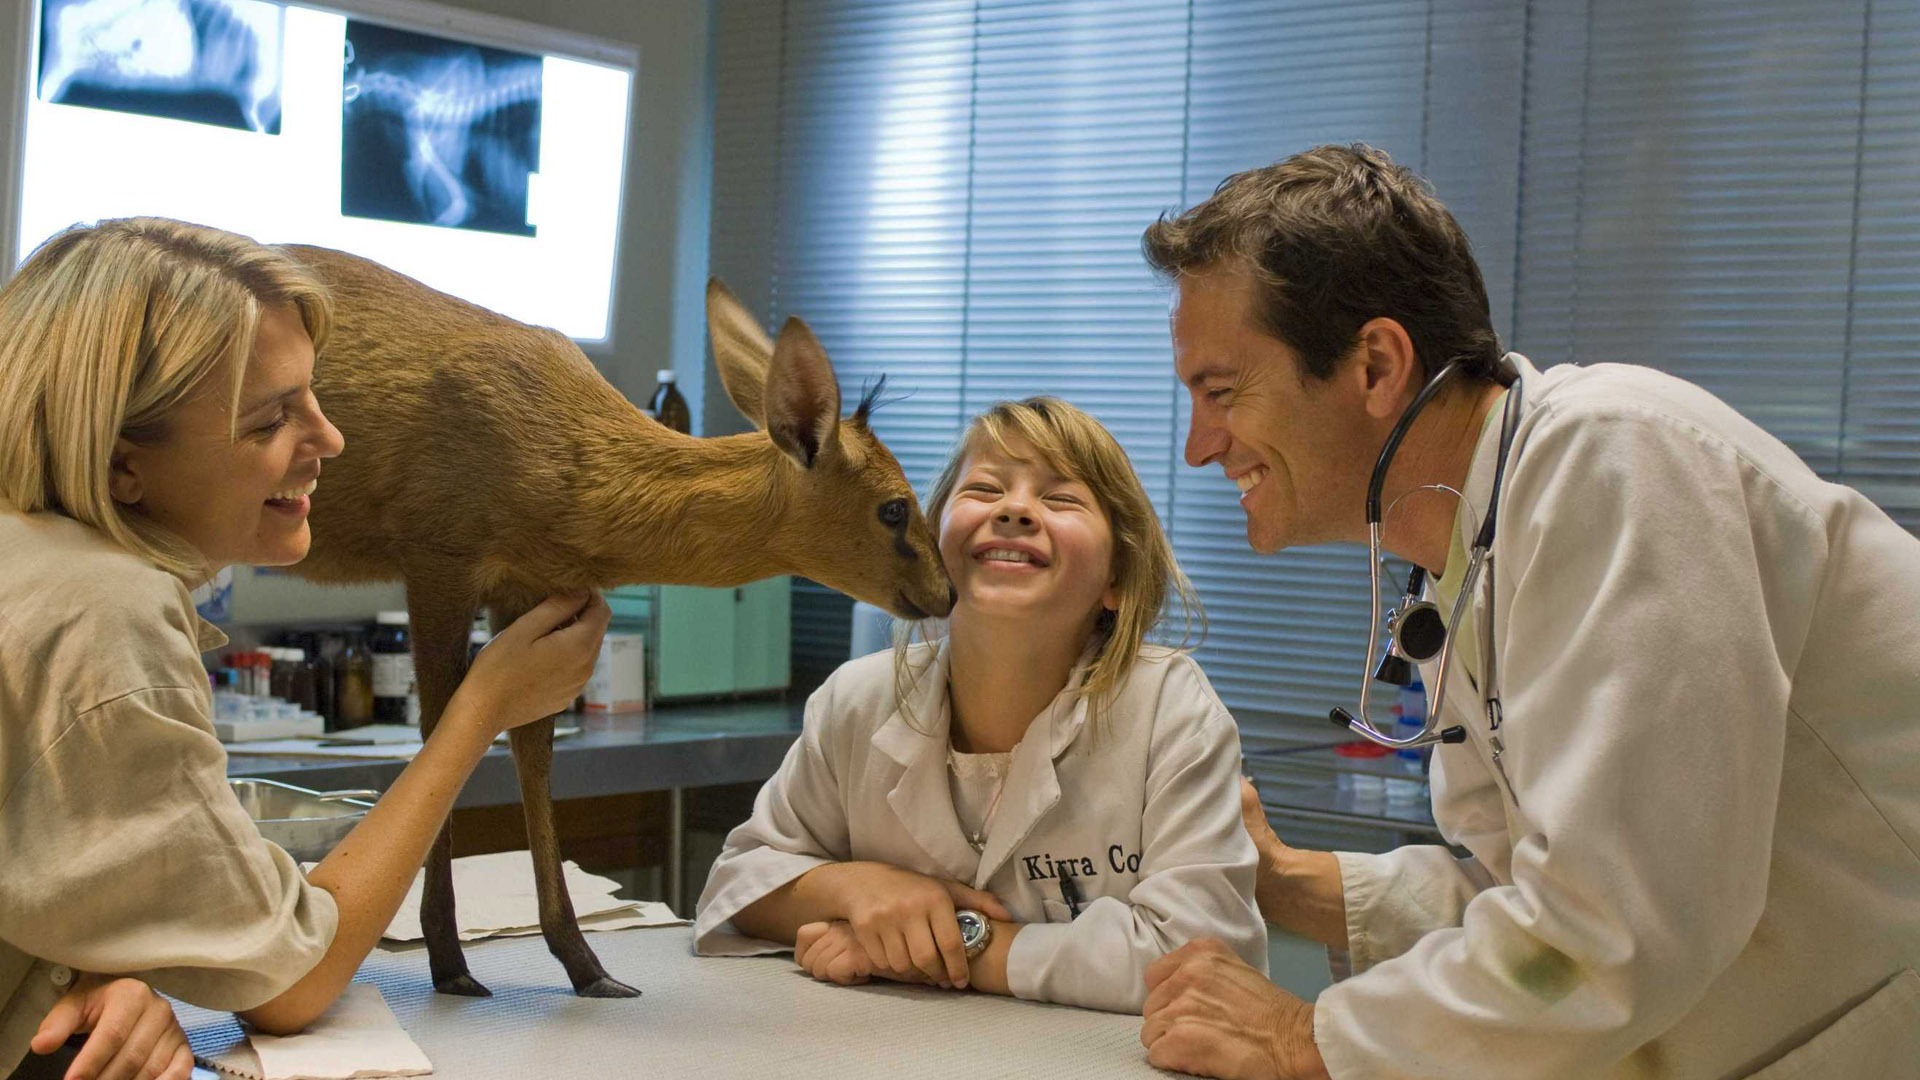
left=269, top=479, right=317, bottom=502
left=983, top=549, right=1034, bottom=564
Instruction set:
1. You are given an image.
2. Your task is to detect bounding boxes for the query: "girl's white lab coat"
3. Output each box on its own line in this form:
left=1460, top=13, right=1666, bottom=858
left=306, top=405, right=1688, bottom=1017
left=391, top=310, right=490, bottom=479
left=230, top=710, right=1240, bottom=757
left=1316, top=355, right=1920, bottom=1079
left=694, top=642, right=1267, bottom=1014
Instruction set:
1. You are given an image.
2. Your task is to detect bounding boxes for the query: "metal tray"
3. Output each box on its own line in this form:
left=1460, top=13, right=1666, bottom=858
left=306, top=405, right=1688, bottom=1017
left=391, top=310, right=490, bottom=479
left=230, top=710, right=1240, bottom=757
left=229, top=777, right=378, bottom=862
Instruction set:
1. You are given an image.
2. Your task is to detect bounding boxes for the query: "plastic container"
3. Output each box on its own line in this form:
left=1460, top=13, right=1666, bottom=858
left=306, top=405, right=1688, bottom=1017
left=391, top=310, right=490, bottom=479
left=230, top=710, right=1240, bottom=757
left=371, top=612, right=413, bottom=725
left=1385, top=771, right=1428, bottom=815
left=1334, top=740, right=1394, bottom=809
left=647, top=369, right=691, bottom=434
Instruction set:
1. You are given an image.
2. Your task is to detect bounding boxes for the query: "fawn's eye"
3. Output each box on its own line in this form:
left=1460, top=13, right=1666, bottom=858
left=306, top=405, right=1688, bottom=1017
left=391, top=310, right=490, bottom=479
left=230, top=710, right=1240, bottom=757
left=878, top=498, right=908, bottom=528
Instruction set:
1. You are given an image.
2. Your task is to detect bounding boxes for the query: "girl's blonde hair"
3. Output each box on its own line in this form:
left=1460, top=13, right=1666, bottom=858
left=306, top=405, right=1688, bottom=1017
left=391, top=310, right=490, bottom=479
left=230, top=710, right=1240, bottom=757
left=895, top=396, right=1201, bottom=730
left=0, top=217, right=333, bottom=580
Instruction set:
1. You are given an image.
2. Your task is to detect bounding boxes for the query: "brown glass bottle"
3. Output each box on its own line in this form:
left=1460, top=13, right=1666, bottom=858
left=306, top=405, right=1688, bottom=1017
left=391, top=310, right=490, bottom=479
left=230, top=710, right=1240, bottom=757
left=334, top=633, right=375, bottom=729
left=647, top=369, right=691, bottom=434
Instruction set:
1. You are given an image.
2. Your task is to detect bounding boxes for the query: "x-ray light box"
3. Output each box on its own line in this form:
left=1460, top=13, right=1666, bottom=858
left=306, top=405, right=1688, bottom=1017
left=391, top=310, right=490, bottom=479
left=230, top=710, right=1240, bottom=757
left=10, top=0, right=635, bottom=342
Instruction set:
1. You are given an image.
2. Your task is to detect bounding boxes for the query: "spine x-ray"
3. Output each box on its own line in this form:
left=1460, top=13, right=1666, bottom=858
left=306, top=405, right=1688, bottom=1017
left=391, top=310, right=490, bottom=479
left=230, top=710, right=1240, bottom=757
left=37, top=0, right=284, bottom=134
left=341, top=21, right=542, bottom=237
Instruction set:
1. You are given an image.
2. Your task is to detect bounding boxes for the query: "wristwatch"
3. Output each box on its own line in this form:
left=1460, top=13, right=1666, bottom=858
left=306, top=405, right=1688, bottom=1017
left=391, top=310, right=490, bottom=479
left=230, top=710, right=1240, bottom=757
left=956, top=909, right=992, bottom=959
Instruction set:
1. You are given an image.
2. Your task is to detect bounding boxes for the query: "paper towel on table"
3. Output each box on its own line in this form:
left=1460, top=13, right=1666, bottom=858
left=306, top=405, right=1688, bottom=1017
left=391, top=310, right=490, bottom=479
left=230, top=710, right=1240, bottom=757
left=197, top=985, right=429, bottom=1080
left=381, top=851, right=685, bottom=942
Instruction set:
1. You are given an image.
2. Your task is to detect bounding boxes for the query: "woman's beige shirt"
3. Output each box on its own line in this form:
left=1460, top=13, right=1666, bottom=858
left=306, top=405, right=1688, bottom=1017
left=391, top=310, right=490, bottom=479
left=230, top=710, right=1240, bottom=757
left=0, top=504, right=338, bottom=1073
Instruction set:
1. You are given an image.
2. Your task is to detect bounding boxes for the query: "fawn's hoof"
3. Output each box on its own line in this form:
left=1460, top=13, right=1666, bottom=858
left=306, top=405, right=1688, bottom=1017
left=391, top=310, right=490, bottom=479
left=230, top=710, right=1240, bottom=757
left=434, top=973, right=493, bottom=997
left=575, top=975, right=641, bottom=999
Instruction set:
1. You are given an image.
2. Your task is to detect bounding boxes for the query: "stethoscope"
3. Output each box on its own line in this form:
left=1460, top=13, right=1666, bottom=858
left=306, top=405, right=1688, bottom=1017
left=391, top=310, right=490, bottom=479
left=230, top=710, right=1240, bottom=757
left=1330, top=356, right=1525, bottom=802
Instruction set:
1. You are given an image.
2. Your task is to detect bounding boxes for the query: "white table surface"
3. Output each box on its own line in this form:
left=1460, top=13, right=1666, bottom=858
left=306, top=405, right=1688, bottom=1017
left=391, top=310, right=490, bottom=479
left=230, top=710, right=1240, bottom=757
left=178, top=926, right=1175, bottom=1079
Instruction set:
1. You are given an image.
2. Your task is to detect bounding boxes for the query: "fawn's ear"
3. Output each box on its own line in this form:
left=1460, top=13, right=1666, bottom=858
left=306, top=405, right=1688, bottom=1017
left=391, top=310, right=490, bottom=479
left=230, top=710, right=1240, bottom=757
left=707, top=277, right=772, bottom=424
left=765, top=317, right=841, bottom=469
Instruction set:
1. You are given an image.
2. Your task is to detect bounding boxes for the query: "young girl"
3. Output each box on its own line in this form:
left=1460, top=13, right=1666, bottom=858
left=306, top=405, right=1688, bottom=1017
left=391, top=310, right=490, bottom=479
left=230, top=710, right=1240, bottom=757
left=694, top=397, right=1265, bottom=1014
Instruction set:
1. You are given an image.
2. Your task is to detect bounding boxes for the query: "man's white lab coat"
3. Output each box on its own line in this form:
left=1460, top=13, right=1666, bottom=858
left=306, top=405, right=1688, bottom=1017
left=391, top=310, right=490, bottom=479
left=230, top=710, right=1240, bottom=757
left=1317, top=356, right=1920, bottom=1078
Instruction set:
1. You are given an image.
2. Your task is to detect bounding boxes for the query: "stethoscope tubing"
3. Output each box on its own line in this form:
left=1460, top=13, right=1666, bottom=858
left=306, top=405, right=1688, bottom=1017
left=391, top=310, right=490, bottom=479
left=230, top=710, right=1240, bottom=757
left=1333, top=359, right=1524, bottom=751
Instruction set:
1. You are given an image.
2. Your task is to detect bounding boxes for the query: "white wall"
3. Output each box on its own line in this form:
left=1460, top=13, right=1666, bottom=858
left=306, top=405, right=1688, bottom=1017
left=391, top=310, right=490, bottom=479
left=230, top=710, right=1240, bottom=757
left=0, top=0, right=715, bottom=413
left=0, top=0, right=718, bottom=625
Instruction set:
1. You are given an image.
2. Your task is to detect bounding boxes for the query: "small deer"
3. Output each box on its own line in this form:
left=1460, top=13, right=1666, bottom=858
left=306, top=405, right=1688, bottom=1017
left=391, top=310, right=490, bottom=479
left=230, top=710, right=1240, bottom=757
left=283, top=246, right=953, bottom=997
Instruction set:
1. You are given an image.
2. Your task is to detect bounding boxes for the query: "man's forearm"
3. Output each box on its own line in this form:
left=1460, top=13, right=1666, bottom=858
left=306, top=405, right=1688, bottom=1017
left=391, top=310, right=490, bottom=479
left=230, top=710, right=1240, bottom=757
left=1276, top=995, right=1333, bottom=1080
left=1257, top=847, right=1348, bottom=951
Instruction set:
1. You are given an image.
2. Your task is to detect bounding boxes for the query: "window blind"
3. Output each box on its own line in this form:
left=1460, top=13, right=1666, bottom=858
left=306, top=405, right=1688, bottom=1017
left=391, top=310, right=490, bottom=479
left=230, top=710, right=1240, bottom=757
left=1848, top=0, right=1920, bottom=529
left=711, top=0, right=1920, bottom=729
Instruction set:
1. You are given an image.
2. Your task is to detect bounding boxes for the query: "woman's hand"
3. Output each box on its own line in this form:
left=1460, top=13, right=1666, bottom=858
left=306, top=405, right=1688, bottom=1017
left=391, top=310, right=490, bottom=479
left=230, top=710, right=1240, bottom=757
left=31, top=973, right=195, bottom=1080
left=454, top=592, right=611, bottom=735
left=815, top=862, right=1012, bottom=989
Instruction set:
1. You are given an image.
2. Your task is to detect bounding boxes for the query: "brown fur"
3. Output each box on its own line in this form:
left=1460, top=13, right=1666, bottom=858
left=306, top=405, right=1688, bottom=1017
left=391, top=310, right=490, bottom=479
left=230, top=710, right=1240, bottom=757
left=283, top=245, right=951, bottom=997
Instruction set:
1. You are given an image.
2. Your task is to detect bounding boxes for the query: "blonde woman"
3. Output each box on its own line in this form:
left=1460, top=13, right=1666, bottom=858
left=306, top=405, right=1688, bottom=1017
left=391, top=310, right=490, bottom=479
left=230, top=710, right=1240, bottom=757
left=0, top=219, right=609, bottom=1079
left=695, top=397, right=1266, bottom=1014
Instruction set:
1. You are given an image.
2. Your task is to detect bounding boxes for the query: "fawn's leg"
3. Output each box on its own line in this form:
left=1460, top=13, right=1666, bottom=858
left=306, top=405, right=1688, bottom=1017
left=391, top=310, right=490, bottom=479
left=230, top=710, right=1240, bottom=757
left=407, top=584, right=490, bottom=997
left=488, top=598, right=639, bottom=999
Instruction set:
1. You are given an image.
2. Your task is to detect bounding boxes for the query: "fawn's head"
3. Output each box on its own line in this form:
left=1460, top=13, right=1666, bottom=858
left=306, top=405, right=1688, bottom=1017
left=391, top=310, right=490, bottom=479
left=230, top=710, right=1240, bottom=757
left=707, top=280, right=954, bottom=621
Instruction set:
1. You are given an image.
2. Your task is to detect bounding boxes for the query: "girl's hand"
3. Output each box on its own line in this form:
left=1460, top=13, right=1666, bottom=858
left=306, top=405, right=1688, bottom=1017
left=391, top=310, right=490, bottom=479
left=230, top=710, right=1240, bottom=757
left=30, top=973, right=195, bottom=1080
left=821, top=862, right=1012, bottom=990
left=794, top=921, right=872, bottom=985
left=455, top=592, right=611, bottom=735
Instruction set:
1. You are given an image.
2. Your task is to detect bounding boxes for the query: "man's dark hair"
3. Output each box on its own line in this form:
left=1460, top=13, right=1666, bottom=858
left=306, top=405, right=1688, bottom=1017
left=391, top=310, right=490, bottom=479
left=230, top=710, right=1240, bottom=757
left=1143, top=143, right=1502, bottom=383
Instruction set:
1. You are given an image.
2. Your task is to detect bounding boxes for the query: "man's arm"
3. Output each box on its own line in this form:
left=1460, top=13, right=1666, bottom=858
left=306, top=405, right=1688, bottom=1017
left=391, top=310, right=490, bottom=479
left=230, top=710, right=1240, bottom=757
left=1141, top=940, right=1331, bottom=1080
left=1240, top=778, right=1346, bottom=949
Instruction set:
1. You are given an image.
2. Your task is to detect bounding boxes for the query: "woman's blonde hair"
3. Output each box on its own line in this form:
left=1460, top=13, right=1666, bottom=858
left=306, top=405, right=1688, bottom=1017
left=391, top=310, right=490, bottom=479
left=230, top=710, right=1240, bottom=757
left=0, top=217, right=332, bottom=580
left=895, top=396, right=1201, bottom=731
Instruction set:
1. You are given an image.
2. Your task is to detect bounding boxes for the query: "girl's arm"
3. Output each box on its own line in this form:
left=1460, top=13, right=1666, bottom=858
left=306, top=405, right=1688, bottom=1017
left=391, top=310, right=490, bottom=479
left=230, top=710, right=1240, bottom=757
left=695, top=673, right=1010, bottom=989
left=735, top=863, right=1011, bottom=989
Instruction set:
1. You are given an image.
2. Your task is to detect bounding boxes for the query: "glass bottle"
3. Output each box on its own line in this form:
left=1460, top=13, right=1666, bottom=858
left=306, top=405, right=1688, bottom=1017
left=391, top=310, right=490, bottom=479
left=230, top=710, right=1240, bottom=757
left=647, top=369, right=691, bottom=434
left=334, top=633, right=375, bottom=730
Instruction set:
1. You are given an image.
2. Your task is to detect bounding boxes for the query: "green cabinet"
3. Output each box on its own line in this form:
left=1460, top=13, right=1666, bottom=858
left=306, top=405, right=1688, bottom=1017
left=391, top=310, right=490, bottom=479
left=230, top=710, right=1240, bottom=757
left=606, top=578, right=791, bottom=702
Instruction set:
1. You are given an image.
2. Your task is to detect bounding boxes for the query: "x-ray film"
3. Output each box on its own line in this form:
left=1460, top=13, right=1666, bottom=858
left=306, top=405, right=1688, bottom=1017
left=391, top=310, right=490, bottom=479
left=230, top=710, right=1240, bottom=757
left=36, top=0, right=285, bottom=134
left=341, top=21, right=542, bottom=237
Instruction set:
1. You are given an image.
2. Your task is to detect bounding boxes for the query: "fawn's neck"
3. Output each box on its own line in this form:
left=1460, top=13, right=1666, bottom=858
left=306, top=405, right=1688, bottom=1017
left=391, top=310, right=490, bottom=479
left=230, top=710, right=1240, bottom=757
left=571, top=419, right=798, bottom=588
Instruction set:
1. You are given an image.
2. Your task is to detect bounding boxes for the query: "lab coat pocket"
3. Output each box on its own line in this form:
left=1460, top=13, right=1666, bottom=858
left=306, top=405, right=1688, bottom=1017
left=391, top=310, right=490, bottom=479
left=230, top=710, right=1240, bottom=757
left=1041, top=899, right=1076, bottom=924
left=1744, top=968, right=1920, bottom=1080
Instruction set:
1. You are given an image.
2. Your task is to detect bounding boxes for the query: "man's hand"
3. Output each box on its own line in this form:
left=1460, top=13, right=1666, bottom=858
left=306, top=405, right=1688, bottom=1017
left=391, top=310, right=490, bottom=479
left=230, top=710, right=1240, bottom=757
left=1141, top=939, right=1329, bottom=1080
left=1239, top=778, right=1348, bottom=948
left=31, top=973, right=195, bottom=1080
left=1240, top=776, right=1287, bottom=877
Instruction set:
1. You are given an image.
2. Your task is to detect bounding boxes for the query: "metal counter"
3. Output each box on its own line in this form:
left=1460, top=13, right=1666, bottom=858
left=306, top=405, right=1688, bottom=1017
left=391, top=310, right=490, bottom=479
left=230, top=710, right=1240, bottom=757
left=179, top=927, right=1159, bottom=1079
left=223, top=700, right=805, bottom=808
left=225, top=700, right=805, bottom=912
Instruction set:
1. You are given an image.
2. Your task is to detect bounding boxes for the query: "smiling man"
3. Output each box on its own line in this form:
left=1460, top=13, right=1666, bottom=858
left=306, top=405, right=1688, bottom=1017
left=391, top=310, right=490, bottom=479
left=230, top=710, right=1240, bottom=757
left=1133, top=145, right=1920, bottom=1079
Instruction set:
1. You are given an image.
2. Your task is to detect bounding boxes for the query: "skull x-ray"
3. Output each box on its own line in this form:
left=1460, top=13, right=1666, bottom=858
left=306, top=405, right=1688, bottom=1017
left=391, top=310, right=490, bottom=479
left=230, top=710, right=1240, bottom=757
left=36, top=0, right=284, bottom=134
left=341, top=21, right=542, bottom=237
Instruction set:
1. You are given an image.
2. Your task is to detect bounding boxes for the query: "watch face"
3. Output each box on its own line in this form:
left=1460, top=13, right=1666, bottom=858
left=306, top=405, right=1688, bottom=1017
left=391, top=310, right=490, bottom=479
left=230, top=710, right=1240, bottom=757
left=956, top=909, right=985, bottom=947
